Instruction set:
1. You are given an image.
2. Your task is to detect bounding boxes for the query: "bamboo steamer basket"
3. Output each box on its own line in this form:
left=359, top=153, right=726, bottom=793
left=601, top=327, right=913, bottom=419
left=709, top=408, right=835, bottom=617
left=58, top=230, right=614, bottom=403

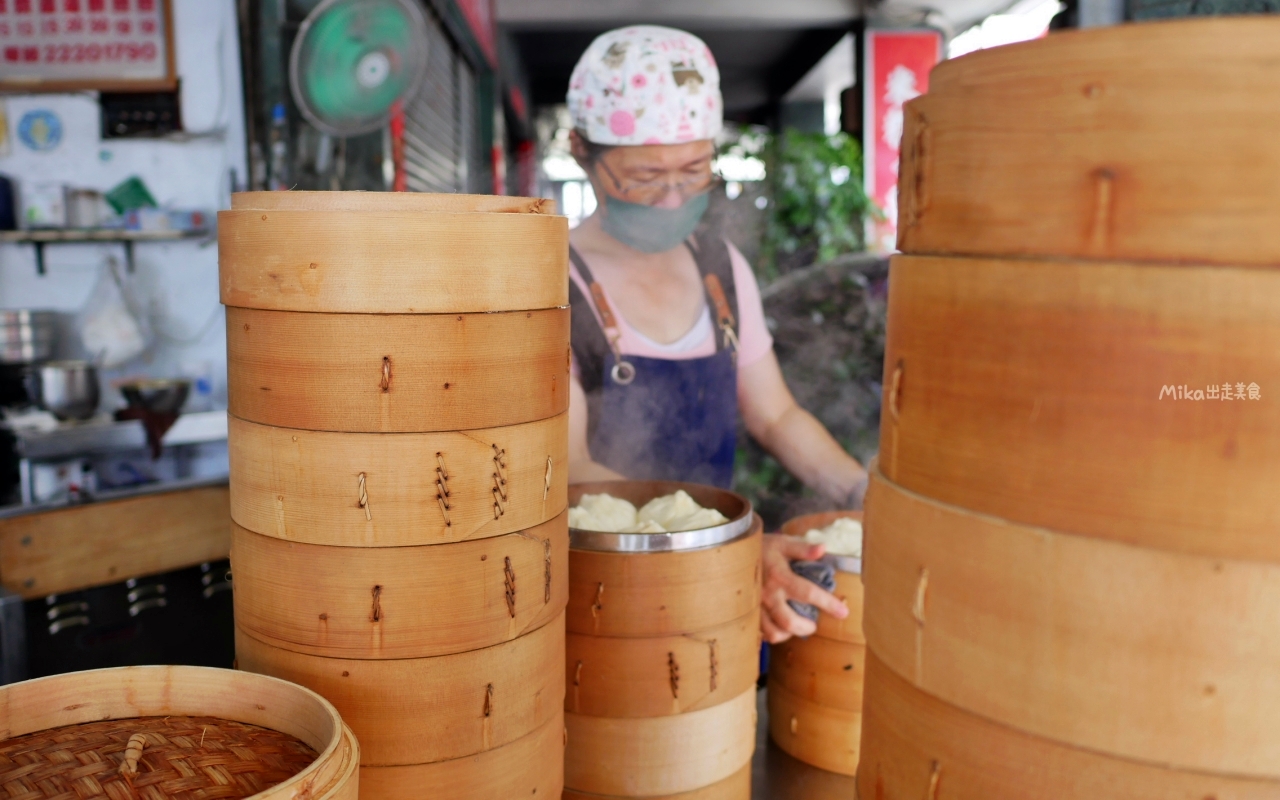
left=358, top=711, right=563, bottom=800
left=864, top=469, right=1280, bottom=778
left=767, top=511, right=864, bottom=776
left=0, top=665, right=357, bottom=800
left=858, top=651, right=1280, bottom=799
left=767, top=681, right=859, bottom=778
left=768, top=636, right=864, bottom=713
left=231, top=513, right=567, bottom=659
left=566, top=611, right=759, bottom=718
left=564, top=687, right=756, bottom=797
left=562, top=763, right=751, bottom=800
left=220, top=192, right=567, bottom=314
left=226, top=306, right=569, bottom=433
left=895, top=18, right=1280, bottom=267
left=880, top=254, right=1280, bottom=563
left=228, top=413, right=568, bottom=547
left=779, top=511, right=864, bottom=643
left=567, top=482, right=762, bottom=638
left=235, top=612, right=564, bottom=767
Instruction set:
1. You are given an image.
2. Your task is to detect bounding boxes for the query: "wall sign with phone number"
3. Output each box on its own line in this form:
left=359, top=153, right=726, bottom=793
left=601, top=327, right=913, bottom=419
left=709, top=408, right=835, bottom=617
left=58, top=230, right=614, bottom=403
left=0, top=0, right=174, bottom=91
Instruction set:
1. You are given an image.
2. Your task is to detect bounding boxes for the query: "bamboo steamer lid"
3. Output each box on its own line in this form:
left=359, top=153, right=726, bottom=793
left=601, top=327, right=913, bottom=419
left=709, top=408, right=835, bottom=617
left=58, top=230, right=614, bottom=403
left=865, top=469, right=1280, bottom=779
left=566, top=611, right=759, bottom=718
left=767, top=681, right=859, bottom=777
left=881, top=254, right=1280, bottom=562
left=220, top=192, right=567, bottom=314
left=357, top=711, right=563, bottom=800
left=858, top=651, right=1280, bottom=800
left=768, top=635, right=864, bottom=713
left=228, top=414, right=568, bottom=547
left=780, top=511, right=864, bottom=643
left=564, top=686, right=756, bottom=797
left=235, top=613, right=564, bottom=767
left=562, top=762, right=751, bottom=800
left=226, top=306, right=569, bottom=433
left=231, top=512, right=567, bottom=659
left=896, top=18, right=1280, bottom=266
left=0, top=666, right=357, bottom=800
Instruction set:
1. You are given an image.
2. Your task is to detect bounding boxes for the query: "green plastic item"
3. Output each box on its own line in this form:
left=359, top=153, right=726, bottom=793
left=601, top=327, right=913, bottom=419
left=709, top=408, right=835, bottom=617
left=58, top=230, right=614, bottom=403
left=105, top=176, right=158, bottom=214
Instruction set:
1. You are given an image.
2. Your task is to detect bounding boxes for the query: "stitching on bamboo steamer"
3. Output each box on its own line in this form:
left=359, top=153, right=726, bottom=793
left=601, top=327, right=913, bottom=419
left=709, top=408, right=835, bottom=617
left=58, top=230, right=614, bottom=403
left=357, top=473, right=371, bottom=522
left=766, top=679, right=861, bottom=777
left=493, top=445, right=509, bottom=519
left=228, top=413, right=568, bottom=547
left=218, top=208, right=569, bottom=314
left=504, top=556, right=517, bottom=618
left=859, top=649, right=1280, bottom=800
left=229, top=513, right=567, bottom=659
left=882, top=254, right=1280, bottom=563
left=568, top=524, right=763, bottom=637
left=865, top=469, right=1280, bottom=779
left=563, top=687, right=756, bottom=797
left=356, top=711, right=564, bottom=799
left=235, top=613, right=565, bottom=767
left=225, top=306, right=569, bottom=433
left=564, top=613, right=758, bottom=718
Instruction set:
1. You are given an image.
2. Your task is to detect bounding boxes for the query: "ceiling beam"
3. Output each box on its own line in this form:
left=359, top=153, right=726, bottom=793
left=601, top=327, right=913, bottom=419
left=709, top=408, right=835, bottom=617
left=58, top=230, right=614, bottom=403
left=496, top=0, right=862, bottom=29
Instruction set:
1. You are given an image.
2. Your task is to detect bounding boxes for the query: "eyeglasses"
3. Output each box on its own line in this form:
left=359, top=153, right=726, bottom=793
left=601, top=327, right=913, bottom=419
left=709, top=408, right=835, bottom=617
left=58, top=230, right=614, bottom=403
left=594, top=155, right=718, bottom=206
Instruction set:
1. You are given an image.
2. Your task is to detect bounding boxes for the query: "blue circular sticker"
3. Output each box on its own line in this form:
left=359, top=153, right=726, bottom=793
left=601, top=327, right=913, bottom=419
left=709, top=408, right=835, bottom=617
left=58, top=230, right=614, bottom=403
left=18, top=110, right=63, bottom=152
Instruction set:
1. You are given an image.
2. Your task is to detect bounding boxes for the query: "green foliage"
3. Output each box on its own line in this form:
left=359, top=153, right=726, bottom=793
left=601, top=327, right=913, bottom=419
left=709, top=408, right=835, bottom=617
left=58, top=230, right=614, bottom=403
left=760, top=131, right=873, bottom=280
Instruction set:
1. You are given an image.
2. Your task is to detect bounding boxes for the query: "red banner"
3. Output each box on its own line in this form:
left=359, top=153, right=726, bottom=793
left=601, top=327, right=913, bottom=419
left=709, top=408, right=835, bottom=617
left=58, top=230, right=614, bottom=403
left=863, top=29, right=942, bottom=253
left=453, top=0, right=495, bottom=67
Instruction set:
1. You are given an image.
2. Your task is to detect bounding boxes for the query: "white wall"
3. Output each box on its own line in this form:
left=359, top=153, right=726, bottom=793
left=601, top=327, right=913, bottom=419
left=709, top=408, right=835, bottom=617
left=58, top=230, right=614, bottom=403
left=0, top=0, right=246, bottom=410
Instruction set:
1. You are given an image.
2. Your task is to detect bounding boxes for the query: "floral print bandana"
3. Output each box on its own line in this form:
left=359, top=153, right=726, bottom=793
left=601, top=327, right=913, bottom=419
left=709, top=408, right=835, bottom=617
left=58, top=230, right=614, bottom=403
left=567, top=25, right=723, bottom=146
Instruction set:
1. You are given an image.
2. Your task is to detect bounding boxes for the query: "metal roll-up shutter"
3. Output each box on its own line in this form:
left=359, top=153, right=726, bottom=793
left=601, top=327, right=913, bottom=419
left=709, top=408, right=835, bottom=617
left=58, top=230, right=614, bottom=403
left=403, top=8, right=461, bottom=193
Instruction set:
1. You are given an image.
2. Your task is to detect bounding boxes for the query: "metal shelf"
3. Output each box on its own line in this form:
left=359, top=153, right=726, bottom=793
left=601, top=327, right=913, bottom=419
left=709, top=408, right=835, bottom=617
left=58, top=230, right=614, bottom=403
left=0, top=229, right=211, bottom=275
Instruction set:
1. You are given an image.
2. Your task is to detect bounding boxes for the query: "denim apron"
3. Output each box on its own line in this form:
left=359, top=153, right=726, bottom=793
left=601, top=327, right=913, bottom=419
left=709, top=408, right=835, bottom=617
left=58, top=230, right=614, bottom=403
left=568, top=235, right=741, bottom=488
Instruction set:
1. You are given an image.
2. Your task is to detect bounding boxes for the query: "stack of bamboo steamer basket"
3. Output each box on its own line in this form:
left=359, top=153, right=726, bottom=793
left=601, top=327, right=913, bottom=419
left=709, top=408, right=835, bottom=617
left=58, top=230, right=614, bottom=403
left=860, top=18, right=1280, bottom=798
left=562, top=481, right=762, bottom=800
left=767, top=511, right=863, bottom=776
left=218, top=191, right=571, bottom=799
left=0, top=665, right=357, bottom=799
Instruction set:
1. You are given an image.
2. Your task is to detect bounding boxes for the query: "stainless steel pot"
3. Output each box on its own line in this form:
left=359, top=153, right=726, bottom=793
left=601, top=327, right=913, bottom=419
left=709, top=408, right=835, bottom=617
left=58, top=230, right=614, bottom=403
left=567, top=480, right=755, bottom=552
left=35, top=360, right=100, bottom=421
left=0, top=310, right=57, bottom=364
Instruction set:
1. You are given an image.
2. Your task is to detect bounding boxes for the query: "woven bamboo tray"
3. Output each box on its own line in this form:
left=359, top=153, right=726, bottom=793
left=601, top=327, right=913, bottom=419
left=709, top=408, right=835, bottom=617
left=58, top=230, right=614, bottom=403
left=0, top=666, right=357, bottom=800
left=219, top=196, right=567, bottom=314
left=767, top=681, right=859, bottom=777
left=865, top=469, right=1280, bottom=778
left=880, top=254, right=1280, bottom=562
left=228, top=413, right=568, bottom=547
left=226, top=306, right=569, bottom=433
left=235, top=613, right=564, bottom=767
left=566, top=611, right=759, bottom=718
left=564, top=686, right=756, bottom=797
left=357, top=711, right=563, bottom=800
left=562, top=762, right=751, bottom=800
left=895, top=18, right=1280, bottom=266
left=768, top=636, right=864, bottom=713
left=231, top=513, right=567, bottom=659
left=858, top=651, right=1280, bottom=799
left=567, top=524, right=762, bottom=638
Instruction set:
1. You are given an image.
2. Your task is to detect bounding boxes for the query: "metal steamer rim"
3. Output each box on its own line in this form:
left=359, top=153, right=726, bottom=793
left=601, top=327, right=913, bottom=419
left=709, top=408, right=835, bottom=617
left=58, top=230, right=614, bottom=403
left=567, top=480, right=755, bottom=553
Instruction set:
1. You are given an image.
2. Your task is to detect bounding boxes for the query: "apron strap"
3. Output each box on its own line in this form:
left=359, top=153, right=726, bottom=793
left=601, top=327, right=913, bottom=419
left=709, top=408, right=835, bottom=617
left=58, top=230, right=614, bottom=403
left=688, top=232, right=741, bottom=355
left=570, top=247, right=635, bottom=386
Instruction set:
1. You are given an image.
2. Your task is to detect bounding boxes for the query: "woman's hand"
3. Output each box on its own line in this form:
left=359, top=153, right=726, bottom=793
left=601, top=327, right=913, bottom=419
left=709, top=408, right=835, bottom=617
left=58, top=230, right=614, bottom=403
left=760, top=533, right=849, bottom=644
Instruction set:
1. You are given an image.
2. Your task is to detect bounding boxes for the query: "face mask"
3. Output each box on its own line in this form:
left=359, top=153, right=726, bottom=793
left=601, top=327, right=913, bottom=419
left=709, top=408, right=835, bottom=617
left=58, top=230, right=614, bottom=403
left=600, top=192, right=710, bottom=254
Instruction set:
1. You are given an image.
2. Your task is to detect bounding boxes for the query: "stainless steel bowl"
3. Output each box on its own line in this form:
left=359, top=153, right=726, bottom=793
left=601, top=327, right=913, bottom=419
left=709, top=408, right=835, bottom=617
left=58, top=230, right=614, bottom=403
left=35, top=360, right=100, bottom=421
left=568, top=480, right=755, bottom=553
left=0, top=310, right=57, bottom=364
left=120, top=379, right=190, bottom=414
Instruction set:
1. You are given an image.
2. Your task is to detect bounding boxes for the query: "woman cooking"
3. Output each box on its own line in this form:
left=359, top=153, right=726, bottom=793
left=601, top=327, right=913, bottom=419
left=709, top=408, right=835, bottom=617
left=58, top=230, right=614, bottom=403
left=565, top=26, right=870, bottom=644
